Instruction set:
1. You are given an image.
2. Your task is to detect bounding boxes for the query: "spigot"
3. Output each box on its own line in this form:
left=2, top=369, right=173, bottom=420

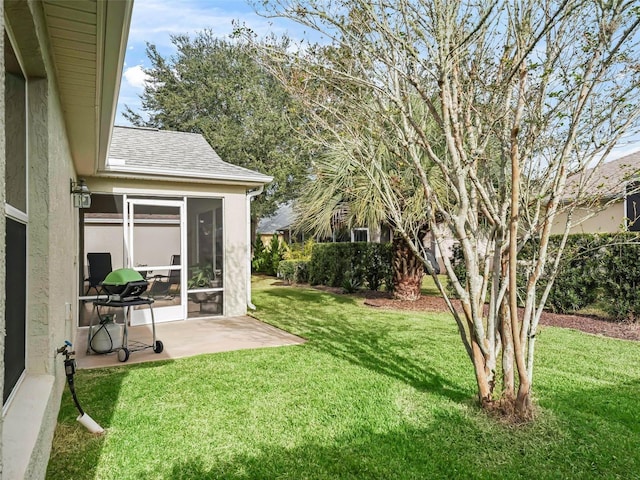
left=57, top=341, right=75, bottom=358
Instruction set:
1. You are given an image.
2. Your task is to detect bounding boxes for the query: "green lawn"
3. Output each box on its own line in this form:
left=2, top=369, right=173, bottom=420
left=421, top=274, right=447, bottom=296
left=47, top=277, right=640, bottom=479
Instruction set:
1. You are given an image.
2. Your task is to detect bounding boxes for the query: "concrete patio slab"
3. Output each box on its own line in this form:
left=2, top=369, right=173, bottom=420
left=74, top=315, right=305, bottom=369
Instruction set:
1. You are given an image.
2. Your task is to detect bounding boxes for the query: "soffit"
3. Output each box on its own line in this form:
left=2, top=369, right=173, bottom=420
left=42, top=0, right=133, bottom=176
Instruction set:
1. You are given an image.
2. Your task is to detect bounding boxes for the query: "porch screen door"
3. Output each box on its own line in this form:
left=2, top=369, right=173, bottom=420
left=124, top=198, right=186, bottom=325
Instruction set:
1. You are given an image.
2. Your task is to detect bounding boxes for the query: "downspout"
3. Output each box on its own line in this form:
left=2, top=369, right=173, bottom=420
left=247, top=186, right=264, bottom=310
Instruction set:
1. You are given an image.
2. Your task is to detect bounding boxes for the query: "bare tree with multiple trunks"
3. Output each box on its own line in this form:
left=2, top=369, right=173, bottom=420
left=246, top=0, right=640, bottom=418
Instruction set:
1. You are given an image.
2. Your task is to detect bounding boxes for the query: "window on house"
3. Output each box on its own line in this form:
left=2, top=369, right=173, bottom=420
left=4, top=30, right=28, bottom=405
left=380, top=224, right=392, bottom=243
left=333, top=227, right=351, bottom=242
left=352, top=228, right=369, bottom=242
left=626, top=183, right=640, bottom=232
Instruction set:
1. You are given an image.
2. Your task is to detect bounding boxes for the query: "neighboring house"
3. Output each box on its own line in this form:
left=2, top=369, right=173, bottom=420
left=551, top=149, right=640, bottom=235
left=0, top=3, right=271, bottom=479
left=257, top=202, right=393, bottom=246
left=256, top=202, right=302, bottom=245
left=257, top=202, right=451, bottom=269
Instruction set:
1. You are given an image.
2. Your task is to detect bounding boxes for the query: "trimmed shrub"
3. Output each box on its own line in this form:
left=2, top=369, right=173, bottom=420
left=597, top=238, right=640, bottom=321
left=308, top=243, right=352, bottom=287
left=308, top=242, right=392, bottom=291
left=277, top=260, right=309, bottom=284
left=538, top=234, right=601, bottom=313
left=366, top=243, right=393, bottom=291
left=252, top=234, right=285, bottom=276
left=447, top=235, right=602, bottom=311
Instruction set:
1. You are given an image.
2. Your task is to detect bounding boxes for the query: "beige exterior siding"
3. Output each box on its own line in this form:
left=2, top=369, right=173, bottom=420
left=550, top=202, right=625, bottom=235
left=552, top=150, right=640, bottom=235
left=259, top=233, right=285, bottom=247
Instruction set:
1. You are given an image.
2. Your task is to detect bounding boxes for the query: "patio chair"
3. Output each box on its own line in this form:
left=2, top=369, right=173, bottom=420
left=85, top=252, right=112, bottom=295
left=148, top=255, right=181, bottom=298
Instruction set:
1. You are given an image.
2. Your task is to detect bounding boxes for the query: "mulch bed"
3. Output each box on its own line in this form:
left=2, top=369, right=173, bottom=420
left=311, top=285, right=640, bottom=342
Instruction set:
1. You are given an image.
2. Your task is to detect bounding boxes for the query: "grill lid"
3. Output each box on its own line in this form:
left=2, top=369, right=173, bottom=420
left=100, top=268, right=148, bottom=299
left=102, top=268, right=144, bottom=286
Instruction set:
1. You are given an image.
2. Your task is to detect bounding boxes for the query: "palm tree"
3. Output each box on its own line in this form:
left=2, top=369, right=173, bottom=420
left=295, top=117, right=445, bottom=300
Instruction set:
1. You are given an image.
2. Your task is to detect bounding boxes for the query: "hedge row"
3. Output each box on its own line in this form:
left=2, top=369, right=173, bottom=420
left=308, top=242, right=393, bottom=291
left=275, top=233, right=640, bottom=320
left=450, top=233, right=640, bottom=321
left=278, top=242, right=393, bottom=291
left=278, top=260, right=309, bottom=284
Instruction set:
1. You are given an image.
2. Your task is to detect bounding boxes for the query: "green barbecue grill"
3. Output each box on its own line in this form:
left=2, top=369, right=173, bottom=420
left=87, top=268, right=163, bottom=362
left=100, top=268, right=148, bottom=300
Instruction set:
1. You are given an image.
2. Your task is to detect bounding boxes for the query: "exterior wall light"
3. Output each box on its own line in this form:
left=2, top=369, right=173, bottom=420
left=70, top=178, right=91, bottom=208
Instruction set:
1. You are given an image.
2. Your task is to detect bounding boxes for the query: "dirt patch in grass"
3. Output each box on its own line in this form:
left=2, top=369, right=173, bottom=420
left=311, top=285, right=640, bottom=342
left=363, top=294, right=640, bottom=341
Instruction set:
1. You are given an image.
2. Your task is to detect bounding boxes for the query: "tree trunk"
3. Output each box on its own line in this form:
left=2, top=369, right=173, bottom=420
left=392, top=235, right=424, bottom=301
left=500, top=301, right=515, bottom=397
left=471, top=340, right=495, bottom=406
left=515, top=381, right=533, bottom=419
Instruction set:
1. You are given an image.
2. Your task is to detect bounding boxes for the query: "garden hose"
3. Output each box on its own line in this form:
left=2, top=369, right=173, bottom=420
left=57, top=341, right=104, bottom=434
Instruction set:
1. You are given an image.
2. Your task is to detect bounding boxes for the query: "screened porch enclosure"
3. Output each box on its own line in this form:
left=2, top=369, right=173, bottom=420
left=79, top=194, right=224, bottom=327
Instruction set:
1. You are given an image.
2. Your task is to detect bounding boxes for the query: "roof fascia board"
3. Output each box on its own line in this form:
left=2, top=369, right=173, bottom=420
left=95, top=0, right=133, bottom=174
left=4, top=2, right=48, bottom=78
left=101, top=165, right=273, bottom=184
left=93, top=170, right=272, bottom=188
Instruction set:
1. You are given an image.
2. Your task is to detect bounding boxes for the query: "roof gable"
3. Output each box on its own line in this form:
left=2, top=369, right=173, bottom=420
left=564, top=148, right=640, bottom=200
left=106, top=126, right=272, bottom=185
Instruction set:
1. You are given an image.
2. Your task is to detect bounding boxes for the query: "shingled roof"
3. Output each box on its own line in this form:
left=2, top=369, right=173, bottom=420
left=106, top=126, right=272, bottom=185
left=564, top=148, right=640, bottom=201
left=257, top=202, right=296, bottom=234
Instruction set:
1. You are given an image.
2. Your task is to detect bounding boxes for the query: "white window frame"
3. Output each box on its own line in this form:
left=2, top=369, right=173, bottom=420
left=351, top=227, right=370, bottom=243
left=3, top=23, right=29, bottom=415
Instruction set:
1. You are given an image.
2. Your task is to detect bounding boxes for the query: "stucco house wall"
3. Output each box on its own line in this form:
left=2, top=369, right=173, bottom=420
left=551, top=151, right=640, bottom=236
left=1, top=3, right=79, bottom=479
left=550, top=202, right=625, bottom=235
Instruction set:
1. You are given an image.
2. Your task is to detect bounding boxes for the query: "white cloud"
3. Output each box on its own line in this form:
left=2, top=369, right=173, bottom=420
left=123, top=65, right=150, bottom=89
left=129, top=1, right=249, bottom=50
left=125, top=0, right=315, bottom=55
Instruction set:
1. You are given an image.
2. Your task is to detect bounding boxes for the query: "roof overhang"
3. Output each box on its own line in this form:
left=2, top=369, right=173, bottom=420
left=90, top=169, right=274, bottom=189
left=42, top=0, right=133, bottom=177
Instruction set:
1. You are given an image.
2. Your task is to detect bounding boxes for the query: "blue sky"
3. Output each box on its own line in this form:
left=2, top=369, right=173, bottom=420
left=116, top=0, right=310, bottom=125
left=116, top=0, right=640, bottom=159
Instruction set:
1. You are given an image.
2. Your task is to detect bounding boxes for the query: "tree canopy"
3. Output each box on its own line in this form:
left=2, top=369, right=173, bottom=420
left=250, top=0, right=640, bottom=419
left=124, top=31, right=312, bottom=219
